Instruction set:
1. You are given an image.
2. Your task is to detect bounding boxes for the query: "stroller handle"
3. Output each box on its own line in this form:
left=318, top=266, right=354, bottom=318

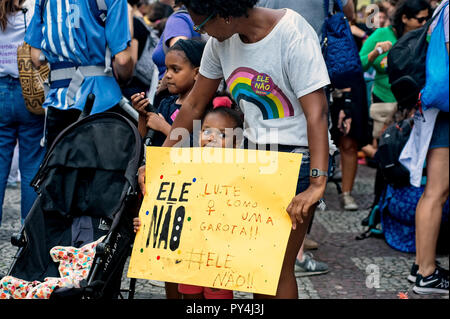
left=79, top=93, right=96, bottom=120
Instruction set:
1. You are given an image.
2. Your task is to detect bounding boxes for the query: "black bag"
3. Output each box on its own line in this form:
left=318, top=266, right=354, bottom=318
left=387, top=6, right=444, bottom=110
left=373, top=118, right=413, bottom=188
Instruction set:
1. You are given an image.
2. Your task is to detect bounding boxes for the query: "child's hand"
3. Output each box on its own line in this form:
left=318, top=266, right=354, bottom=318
left=138, top=165, right=145, bottom=196
left=146, top=112, right=170, bottom=135
left=133, top=217, right=142, bottom=233
left=131, top=92, right=149, bottom=116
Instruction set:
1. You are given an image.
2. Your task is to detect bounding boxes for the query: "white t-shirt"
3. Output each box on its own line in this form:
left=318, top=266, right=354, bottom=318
left=200, top=9, right=334, bottom=149
left=0, top=8, right=33, bottom=78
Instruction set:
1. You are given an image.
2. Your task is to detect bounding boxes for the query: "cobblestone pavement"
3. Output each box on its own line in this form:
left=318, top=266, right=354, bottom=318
left=1, top=164, right=448, bottom=300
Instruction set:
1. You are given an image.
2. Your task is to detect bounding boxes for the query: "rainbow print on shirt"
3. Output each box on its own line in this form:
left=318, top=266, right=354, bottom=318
left=226, top=67, right=295, bottom=120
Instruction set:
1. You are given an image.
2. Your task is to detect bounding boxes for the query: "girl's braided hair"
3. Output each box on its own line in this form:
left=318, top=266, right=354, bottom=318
left=179, top=0, right=258, bottom=18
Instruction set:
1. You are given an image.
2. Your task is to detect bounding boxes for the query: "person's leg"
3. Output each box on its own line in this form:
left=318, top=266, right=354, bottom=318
left=339, top=135, right=359, bottom=211
left=296, top=242, right=305, bottom=262
left=7, top=142, right=20, bottom=185
left=165, top=282, right=182, bottom=299
left=0, top=77, right=19, bottom=226
left=17, top=102, right=46, bottom=223
left=415, top=147, right=449, bottom=277
left=0, top=127, right=16, bottom=226
left=340, top=135, right=358, bottom=193
left=254, top=208, right=314, bottom=299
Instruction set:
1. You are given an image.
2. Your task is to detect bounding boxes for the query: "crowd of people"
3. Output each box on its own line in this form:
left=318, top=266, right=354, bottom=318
left=0, top=0, right=448, bottom=299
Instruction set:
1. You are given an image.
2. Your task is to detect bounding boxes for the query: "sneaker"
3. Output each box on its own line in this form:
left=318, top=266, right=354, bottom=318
left=295, top=252, right=329, bottom=277
left=408, top=261, right=441, bottom=283
left=408, top=263, right=419, bottom=283
left=339, top=192, right=359, bottom=211
left=413, top=267, right=449, bottom=295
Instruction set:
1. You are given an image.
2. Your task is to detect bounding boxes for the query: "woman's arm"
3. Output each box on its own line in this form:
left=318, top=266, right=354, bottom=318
left=360, top=31, right=393, bottom=70
left=286, top=88, right=330, bottom=229
left=30, top=47, right=43, bottom=68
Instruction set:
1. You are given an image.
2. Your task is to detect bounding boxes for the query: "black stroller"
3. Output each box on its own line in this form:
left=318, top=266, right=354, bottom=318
left=4, top=94, right=143, bottom=299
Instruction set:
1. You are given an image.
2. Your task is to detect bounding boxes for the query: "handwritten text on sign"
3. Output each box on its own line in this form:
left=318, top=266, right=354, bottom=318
left=127, top=147, right=302, bottom=296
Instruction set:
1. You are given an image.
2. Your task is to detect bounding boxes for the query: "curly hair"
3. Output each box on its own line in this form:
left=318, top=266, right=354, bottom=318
left=179, top=0, right=258, bottom=18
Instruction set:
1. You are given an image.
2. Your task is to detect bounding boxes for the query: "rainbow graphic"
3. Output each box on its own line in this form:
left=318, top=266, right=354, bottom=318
left=226, top=67, right=295, bottom=120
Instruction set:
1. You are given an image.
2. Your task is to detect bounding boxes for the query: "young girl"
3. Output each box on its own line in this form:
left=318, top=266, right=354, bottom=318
left=133, top=96, right=244, bottom=299
left=131, top=38, right=206, bottom=144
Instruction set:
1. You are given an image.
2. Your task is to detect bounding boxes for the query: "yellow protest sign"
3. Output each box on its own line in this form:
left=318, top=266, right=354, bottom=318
left=127, top=147, right=302, bottom=296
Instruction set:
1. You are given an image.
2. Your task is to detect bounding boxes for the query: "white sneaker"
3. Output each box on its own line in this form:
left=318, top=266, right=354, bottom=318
left=339, top=192, right=359, bottom=211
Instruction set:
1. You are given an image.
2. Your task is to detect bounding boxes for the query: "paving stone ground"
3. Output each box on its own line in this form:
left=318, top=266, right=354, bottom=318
left=1, top=164, right=448, bottom=300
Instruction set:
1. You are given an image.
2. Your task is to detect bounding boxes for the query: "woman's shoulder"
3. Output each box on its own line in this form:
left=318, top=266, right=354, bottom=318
left=278, top=9, right=319, bottom=41
left=370, top=26, right=396, bottom=39
left=168, top=9, right=193, bottom=25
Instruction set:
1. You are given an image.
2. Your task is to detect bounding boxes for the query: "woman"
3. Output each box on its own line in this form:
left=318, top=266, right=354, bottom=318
left=406, top=0, right=449, bottom=295
left=0, top=0, right=46, bottom=226
left=359, top=0, right=431, bottom=211
left=360, top=0, right=431, bottom=152
left=139, top=0, right=335, bottom=299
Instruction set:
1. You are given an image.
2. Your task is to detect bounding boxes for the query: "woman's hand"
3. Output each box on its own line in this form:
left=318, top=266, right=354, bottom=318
left=368, top=40, right=393, bottom=63
left=338, top=109, right=352, bottom=136
left=374, top=41, right=393, bottom=55
left=286, top=182, right=326, bottom=230
left=131, top=92, right=150, bottom=116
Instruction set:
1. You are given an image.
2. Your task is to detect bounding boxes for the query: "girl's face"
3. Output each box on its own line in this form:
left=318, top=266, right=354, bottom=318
left=199, top=112, right=238, bottom=148
left=164, top=50, right=198, bottom=95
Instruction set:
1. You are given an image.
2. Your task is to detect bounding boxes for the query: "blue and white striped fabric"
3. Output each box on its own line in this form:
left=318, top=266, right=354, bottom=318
left=24, top=0, right=131, bottom=113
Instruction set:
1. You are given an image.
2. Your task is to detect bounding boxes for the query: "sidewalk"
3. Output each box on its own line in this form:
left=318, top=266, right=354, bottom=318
left=0, top=164, right=448, bottom=299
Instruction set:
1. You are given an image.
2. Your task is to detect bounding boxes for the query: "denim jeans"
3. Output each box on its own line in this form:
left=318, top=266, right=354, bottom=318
left=0, top=76, right=46, bottom=225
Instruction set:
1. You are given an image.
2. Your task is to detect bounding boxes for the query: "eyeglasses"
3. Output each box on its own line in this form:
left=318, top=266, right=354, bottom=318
left=193, top=13, right=215, bottom=34
left=413, top=16, right=428, bottom=23
left=201, top=128, right=226, bottom=140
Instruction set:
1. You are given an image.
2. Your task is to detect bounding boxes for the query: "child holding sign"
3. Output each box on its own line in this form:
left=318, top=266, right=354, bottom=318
left=133, top=96, right=244, bottom=299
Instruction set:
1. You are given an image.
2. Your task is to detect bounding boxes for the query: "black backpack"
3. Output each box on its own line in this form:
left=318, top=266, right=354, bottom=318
left=373, top=119, right=413, bottom=188
left=387, top=6, right=444, bottom=110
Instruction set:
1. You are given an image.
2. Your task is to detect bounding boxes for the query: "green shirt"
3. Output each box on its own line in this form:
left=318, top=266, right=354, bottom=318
left=359, top=26, right=398, bottom=103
